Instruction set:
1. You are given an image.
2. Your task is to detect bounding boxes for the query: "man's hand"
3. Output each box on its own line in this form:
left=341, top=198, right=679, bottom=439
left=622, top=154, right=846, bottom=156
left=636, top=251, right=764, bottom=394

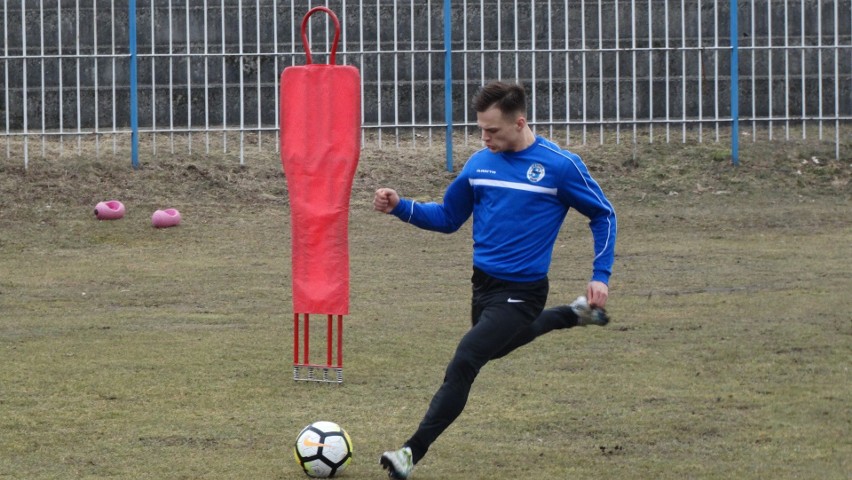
left=373, top=188, right=400, bottom=214
left=586, top=281, right=609, bottom=309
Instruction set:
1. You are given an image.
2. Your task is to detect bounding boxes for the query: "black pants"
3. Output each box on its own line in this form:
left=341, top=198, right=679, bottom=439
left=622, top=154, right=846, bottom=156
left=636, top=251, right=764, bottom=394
left=405, top=267, right=577, bottom=463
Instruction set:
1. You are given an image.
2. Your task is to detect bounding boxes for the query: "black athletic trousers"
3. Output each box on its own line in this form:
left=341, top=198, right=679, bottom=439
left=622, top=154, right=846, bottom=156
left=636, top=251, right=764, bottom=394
left=405, top=267, right=577, bottom=464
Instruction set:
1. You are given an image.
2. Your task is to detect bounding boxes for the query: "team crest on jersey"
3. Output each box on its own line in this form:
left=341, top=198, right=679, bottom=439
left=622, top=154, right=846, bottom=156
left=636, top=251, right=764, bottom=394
left=527, top=163, right=545, bottom=183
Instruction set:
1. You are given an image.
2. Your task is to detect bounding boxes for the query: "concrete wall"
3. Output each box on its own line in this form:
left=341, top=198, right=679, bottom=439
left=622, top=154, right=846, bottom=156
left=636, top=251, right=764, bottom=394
left=2, top=0, right=850, bottom=130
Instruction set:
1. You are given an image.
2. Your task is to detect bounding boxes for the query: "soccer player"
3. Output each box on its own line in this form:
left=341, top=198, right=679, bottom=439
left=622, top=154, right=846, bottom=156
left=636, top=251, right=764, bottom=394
left=373, top=81, right=617, bottom=479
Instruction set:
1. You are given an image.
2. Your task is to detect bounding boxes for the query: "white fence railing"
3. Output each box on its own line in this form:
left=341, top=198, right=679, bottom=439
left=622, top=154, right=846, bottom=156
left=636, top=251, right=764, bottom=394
left=2, top=0, right=850, bottom=168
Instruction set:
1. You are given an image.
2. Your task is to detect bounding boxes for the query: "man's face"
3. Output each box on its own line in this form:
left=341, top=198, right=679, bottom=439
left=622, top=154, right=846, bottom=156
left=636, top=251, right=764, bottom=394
left=477, top=106, right=524, bottom=153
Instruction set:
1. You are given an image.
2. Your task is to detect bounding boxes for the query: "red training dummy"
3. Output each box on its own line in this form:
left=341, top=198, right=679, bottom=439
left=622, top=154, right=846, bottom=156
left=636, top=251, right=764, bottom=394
left=280, top=7, right=360, bottom=316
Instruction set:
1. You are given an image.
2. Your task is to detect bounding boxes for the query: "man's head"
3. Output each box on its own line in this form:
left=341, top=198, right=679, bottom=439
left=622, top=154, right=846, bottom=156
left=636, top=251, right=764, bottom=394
left=472, top=82, right=532, bottom=153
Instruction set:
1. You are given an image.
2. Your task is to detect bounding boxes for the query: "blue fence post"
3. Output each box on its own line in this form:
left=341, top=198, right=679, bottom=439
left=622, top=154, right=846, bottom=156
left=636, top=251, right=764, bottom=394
left=730, top=0, right=739, bottom=166
left=129, top=0, right=139, bottom=169
left=444, top=0, right=453, bottom=172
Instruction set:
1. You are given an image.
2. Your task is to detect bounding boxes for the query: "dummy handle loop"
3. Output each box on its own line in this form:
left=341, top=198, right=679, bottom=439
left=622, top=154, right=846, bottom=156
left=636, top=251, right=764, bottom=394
left=301, top=6, right=341, bottom=65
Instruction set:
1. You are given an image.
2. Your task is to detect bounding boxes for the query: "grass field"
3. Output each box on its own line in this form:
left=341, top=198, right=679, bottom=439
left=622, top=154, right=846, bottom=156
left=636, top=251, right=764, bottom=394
left=1, top=132, right=850, bottom=479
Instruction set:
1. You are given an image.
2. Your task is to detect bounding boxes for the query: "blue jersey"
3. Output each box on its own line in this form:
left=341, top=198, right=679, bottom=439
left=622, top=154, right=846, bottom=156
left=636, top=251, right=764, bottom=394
left=390, top=136, right=617, bottom=284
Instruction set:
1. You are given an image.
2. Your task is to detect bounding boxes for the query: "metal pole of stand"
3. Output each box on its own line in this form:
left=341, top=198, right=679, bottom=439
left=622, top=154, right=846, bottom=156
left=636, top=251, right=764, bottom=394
left=293, top=313, right=300, bottom=380
left=326, top=314, right=333, bottom=367
left=337, top=315, right=343, bottom=370
left=303, top=314, right=310, bottom=366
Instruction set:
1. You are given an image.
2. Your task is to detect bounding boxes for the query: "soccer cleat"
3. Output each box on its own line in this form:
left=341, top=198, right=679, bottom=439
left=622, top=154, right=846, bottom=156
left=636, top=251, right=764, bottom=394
left=380, top=446, right=414, bottom=479
left=570, top=296, right=610, bottom=326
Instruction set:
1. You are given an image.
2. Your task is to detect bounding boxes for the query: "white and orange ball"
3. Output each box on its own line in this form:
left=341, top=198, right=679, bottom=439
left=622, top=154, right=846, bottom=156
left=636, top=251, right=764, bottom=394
left=294, top=421, right=353, bottom=478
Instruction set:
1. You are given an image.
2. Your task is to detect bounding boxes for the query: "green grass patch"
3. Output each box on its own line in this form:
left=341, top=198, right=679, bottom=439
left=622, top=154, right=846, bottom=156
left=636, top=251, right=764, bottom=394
left=1, top=133, right=850, bottom=479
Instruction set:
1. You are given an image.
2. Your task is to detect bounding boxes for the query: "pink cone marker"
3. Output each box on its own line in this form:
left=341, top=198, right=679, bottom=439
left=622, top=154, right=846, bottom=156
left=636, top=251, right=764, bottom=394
left=94, top=200, right=126, bottom=220
left=151, top=208, right=181, bottom=228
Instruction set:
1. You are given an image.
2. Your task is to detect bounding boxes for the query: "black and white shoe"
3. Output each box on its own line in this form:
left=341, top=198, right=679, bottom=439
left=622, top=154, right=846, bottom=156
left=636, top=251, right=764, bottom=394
left=570, top=296, right=610, bottom=326
left=380, top=446, right=413, bottom=479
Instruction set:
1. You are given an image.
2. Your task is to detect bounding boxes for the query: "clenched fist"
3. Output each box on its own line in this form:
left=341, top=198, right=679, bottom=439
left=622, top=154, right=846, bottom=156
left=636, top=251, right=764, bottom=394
left=373, top=188, right=400, bottom=214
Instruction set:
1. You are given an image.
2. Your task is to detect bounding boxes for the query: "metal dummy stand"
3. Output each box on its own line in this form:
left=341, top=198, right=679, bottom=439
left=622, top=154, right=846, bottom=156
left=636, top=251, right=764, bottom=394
left=293, top=313, right=343, bottom=383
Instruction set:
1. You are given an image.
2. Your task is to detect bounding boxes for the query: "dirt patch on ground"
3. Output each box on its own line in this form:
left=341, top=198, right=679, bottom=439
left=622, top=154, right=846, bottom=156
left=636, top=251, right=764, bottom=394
left=1, top=130, right=849, bottom=216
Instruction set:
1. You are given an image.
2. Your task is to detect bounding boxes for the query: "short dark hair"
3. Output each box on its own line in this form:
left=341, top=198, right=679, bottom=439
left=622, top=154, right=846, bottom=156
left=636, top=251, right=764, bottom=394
left=472, top=81, right=527, bottom=116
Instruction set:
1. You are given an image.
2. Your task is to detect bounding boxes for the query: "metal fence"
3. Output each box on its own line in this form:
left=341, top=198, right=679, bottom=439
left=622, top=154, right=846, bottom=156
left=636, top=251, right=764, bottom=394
left=2, top=0, right=850, bottom=168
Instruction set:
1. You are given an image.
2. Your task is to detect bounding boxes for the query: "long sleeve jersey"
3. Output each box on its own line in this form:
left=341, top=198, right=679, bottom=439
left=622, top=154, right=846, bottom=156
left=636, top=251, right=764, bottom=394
left=390, top=136, right=617, bottom=284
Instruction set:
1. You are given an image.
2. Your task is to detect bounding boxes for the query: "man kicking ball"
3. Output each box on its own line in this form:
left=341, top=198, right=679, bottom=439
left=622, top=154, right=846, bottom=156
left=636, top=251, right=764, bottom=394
left=373, top=81, right=617, bottom=479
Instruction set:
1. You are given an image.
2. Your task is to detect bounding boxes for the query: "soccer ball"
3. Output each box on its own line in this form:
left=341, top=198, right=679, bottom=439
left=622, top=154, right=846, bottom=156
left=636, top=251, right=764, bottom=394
left=294, top=421, right=353, bottom=478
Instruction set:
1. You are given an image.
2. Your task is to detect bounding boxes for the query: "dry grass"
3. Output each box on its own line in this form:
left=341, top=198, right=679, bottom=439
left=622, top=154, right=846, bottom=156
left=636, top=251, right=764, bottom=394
left=0, top=130, right=850, bottom=479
